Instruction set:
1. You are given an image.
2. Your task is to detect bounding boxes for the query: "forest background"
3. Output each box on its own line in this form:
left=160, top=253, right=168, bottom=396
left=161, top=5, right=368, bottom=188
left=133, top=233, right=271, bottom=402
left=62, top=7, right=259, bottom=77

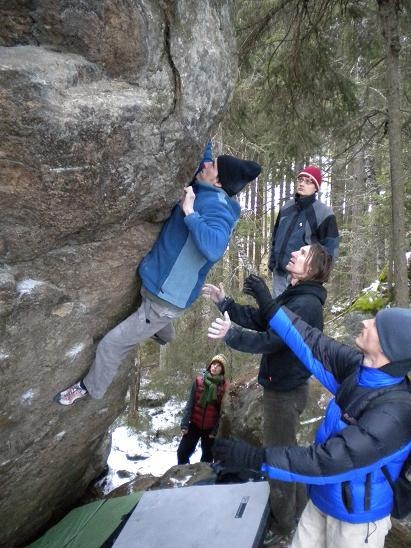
left=130, top=0, right=410, bottom=410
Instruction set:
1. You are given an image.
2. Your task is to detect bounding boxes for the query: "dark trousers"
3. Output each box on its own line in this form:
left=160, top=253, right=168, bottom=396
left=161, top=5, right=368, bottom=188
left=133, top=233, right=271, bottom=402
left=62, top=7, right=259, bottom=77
left=177, top=423, right=214, bottom=464
left=263, top=383, right=309, bottom=535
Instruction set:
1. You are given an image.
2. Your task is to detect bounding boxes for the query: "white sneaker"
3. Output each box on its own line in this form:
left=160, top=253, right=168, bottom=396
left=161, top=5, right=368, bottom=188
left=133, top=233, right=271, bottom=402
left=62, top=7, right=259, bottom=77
left=55, top=381, right=88, bottom=405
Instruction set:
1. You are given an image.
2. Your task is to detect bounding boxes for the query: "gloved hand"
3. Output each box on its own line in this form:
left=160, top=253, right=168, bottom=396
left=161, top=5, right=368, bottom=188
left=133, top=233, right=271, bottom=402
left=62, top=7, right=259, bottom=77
left=213, top=438, right=265, bottom=472
left=243, top=274, right=278, bottom=320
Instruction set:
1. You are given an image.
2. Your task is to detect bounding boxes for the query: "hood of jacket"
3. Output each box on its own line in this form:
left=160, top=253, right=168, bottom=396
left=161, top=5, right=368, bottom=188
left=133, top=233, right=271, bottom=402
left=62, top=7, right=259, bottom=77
left=277, top=280, right=327, bottom=307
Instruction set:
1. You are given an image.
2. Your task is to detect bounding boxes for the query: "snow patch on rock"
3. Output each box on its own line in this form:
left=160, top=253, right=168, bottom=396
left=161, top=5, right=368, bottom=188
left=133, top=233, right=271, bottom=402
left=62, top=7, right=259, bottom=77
left=170, top=475, right=193, bottom=487
left=16, top=279, right=44, bottom=295
left=65, top=343, right=85, bottom=361
left=21, top=389, right=35, bottom=405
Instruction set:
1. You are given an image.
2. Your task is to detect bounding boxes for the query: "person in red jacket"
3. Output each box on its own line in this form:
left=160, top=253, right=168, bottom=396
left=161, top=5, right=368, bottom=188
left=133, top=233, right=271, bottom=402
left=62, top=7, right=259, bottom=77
left=177, top=354, right=228, bottom=464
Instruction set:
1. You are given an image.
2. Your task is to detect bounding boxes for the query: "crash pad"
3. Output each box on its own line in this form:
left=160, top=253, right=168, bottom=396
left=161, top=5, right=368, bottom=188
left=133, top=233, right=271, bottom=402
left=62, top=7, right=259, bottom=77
left=113, top=481, right=270, bottom=548
left=28, top=492, right=142, bottom=548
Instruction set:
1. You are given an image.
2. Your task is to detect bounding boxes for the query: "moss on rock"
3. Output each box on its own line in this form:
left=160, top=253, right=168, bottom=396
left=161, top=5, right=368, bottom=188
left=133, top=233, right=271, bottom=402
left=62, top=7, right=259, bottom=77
left=351, top=291, right=389, bottom=313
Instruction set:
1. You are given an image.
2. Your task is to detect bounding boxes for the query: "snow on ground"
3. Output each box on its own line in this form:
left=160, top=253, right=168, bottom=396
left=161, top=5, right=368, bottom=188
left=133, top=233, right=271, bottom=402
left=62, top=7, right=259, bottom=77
left=362, top=280, right=381, bottom=293
left=102, top=397, right=201, bottom=493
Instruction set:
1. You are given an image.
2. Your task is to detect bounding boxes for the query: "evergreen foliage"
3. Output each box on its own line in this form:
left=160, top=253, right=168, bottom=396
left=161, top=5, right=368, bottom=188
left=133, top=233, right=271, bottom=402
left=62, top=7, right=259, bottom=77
left=129, top=0, right=410, bottom=419
left=222, top=0, right=410, bottom=305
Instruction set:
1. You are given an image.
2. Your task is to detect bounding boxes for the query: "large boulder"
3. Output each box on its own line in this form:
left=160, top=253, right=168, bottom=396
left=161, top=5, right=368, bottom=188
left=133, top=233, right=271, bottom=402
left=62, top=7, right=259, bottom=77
left=0, top=1, right=236, bottom=545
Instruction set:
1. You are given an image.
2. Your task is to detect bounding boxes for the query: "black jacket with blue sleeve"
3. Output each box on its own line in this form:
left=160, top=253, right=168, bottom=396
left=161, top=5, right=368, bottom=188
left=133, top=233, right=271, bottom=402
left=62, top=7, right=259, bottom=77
left=220, top=281, right=326, bottom=391
left=263, top=305, right=411, bottom=523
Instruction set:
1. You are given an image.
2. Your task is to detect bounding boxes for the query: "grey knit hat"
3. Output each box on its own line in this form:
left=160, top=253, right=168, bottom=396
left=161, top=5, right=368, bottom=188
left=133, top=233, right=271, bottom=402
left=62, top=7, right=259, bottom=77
left=375, top=308, right=411, bottom=373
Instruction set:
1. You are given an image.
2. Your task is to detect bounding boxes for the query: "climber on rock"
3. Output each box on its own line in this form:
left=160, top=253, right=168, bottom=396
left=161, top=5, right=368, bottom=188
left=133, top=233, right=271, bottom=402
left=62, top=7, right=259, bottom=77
left=55, top=142, right=261, bottom=405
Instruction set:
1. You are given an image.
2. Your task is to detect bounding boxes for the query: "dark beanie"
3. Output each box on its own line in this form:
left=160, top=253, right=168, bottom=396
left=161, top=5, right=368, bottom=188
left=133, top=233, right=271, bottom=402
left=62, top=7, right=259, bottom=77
left=217, top=155, right=261, bottom=197
left=376, top=307, right=411, bottom=375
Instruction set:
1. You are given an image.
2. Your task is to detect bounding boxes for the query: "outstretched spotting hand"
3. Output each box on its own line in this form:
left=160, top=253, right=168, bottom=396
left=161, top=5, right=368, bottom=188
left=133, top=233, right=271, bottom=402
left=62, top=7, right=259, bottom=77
left=243, top=274, right=271, bottom=302
left=181, top=186, right=196, bottom=216
left=243, top=274, right=277, bottom=319
left=202, top=283, right=226, bottom=304
left=208, top=311, right=231, bottom=339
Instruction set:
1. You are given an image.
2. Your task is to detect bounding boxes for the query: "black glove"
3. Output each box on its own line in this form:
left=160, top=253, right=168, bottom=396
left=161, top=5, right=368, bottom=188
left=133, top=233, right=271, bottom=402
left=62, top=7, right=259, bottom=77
left=213, top=438, right=265, bottom=472
left=243, top=274, right=278, bottom=320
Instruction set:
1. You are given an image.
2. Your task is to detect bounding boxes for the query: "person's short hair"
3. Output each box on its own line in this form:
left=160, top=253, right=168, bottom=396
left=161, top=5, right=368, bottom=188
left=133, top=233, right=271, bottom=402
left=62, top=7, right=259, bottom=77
left=306, top=243, right=333, bottom=283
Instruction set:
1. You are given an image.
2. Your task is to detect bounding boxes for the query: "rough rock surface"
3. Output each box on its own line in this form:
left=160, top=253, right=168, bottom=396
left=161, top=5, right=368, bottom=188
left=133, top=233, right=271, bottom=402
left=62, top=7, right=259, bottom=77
left=218, top=369, right=330, bottom=447
left=107, top=461, right=215, bottom=498
left=0, top=1, right=236, bottom=545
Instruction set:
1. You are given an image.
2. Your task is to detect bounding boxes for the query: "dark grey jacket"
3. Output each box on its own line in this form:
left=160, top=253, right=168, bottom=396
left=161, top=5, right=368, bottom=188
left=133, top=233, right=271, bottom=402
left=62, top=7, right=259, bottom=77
left=269, top=193, right=339, bottom=273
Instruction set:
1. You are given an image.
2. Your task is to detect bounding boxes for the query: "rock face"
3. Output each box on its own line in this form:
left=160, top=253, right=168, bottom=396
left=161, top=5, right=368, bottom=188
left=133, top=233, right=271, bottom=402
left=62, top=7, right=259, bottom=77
left=107, top=462, right=215, bottom=499
left=0, top=1, right=236, bottom=545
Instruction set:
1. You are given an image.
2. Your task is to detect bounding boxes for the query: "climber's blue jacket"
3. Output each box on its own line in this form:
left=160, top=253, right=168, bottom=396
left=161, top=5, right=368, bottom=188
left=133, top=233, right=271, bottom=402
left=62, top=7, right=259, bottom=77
left=262, top=306, right=411, bottom=523
left=139, top=181, right=240, bottom=309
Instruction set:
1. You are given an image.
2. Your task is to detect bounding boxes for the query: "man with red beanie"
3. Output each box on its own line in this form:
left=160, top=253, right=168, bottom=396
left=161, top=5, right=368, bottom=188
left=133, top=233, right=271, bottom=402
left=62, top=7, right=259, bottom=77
left=268, top=165, right=339, bottom=296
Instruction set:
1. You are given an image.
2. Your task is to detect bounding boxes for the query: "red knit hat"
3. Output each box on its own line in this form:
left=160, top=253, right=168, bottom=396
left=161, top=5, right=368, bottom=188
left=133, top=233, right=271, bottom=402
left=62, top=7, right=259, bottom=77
left=297, top=165, right=322, bottom=190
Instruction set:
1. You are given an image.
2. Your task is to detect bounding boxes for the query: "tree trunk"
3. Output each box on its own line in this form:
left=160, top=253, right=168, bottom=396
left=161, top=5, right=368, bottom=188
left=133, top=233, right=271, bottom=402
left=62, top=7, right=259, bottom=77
left=159, top=344, right=167, bottom=370
left=285, top=163, right=292, bottom=198
left=244, top=183, right=251, bottom=267
left=129, top=349, right=142, bottom=421
left=270, top=163, right=276, bottom=237
left=330, top=154, right=346, bottom=232
left=377, top=0, right=409, bottom=305
left=350, top=146, right=367, bottom=296
left=255, top=176, right=263, bottom=272
left=249, top=179, right=257, bottom=266
left=364, top=147, right=385, bottom=276
left=328, top=154, right=346, bottom=297
left=228, top=235, right=241, bottom=288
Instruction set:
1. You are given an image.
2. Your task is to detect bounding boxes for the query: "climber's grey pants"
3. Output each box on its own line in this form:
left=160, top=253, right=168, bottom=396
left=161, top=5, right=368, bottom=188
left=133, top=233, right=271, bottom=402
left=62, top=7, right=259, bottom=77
left=83, top=295, right=183, bottom=398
